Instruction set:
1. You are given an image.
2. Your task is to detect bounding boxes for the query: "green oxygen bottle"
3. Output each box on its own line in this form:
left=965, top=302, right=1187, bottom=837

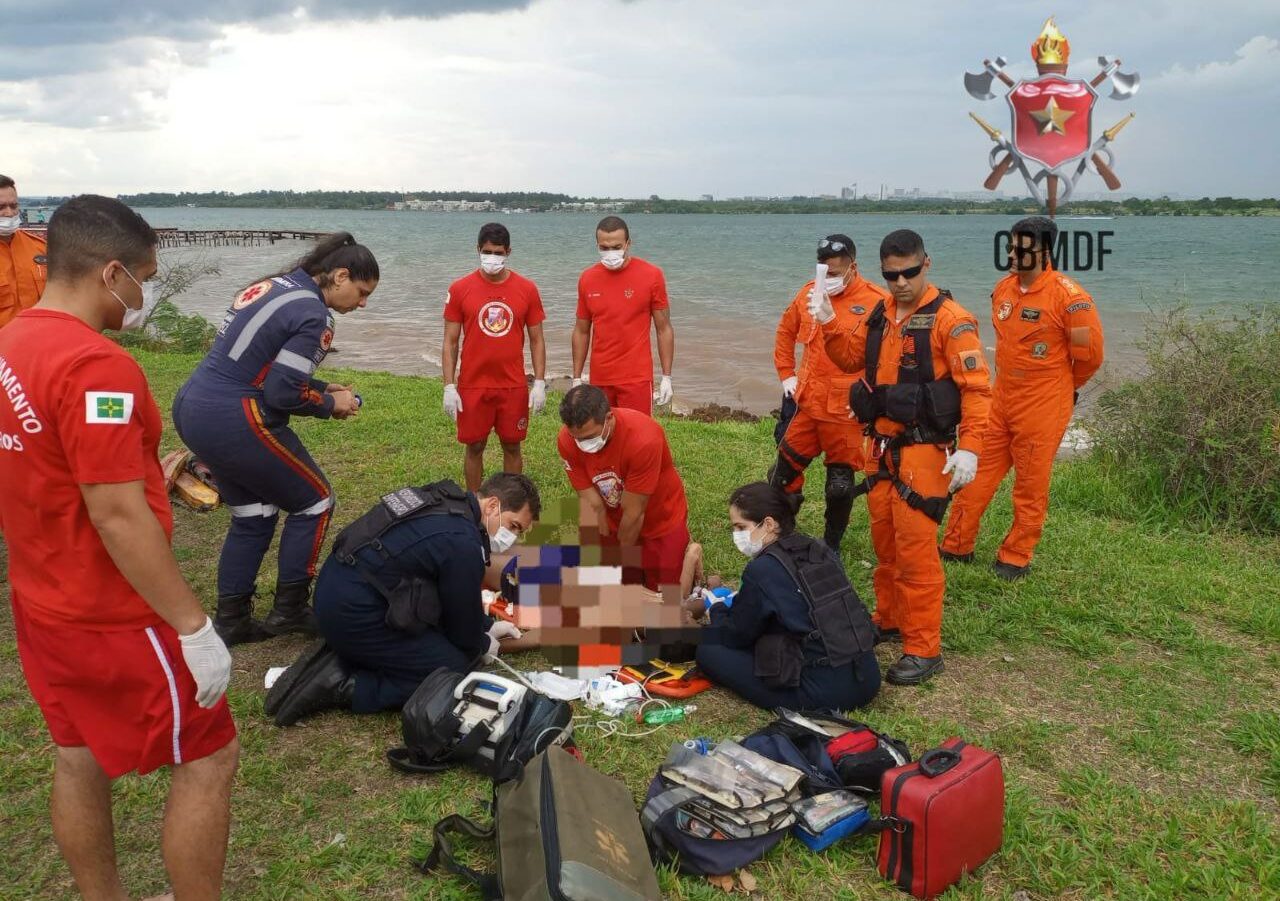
left=640, top=704, right=697, bottom=725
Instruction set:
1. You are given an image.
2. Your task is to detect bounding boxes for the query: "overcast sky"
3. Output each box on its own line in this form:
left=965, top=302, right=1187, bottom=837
left=4, top=0, right=1277, bottom=198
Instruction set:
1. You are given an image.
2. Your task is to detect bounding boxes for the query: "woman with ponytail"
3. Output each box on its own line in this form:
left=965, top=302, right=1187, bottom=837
left=173, top=232, right=379, bottom=645
left=693, top=481, right=881, bottom=711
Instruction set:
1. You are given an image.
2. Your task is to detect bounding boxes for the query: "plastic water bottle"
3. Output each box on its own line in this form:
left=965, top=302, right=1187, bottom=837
left=683, top=737, right=712, bottom=754
left=642, top=704, right=697, bottom=725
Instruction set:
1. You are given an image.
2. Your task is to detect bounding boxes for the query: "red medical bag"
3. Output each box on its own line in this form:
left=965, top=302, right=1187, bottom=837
left=876, top=738, right=1004, bottom=899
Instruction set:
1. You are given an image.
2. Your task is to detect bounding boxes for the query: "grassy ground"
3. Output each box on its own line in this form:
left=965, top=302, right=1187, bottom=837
left=2, top=350, right=1277, bottom=900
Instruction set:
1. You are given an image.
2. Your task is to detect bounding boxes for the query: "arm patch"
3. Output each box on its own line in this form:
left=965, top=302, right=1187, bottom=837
left=958, top=349, right=984, bottom=372
left=1066, top=301, right=1093, bottom=314
left=950, top=322, right=978, bottom=338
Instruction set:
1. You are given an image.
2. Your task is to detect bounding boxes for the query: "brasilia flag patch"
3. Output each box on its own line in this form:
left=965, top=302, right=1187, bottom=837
left=85, top=391, right=135, bottom=425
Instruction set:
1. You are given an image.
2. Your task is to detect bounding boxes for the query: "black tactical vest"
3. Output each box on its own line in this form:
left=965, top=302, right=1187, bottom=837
left=330, top=480, right=482, bottom=634
left=848, top=290, right=962, bottom=441
left=762, top=533, right=877, bottom=667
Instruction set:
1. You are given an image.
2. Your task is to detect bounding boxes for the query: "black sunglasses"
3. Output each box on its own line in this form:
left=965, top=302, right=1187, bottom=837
left=818, top=239, right=848, bottom=253
left=882, top=263, right=925, bottom=283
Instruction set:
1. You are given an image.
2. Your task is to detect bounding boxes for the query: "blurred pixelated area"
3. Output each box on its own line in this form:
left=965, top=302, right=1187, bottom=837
left=496, top=495, right=701, bottom=676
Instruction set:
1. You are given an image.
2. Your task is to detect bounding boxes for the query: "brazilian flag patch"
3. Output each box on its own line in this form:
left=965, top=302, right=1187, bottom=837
left=85, top=391, right=135, bottom=425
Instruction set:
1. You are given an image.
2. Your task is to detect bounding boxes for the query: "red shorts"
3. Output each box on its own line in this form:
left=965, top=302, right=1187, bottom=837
left=457, top=386, right=530, bottom=444
left=599, top=381, right=653, bottom=416
left=600, top=521, right=689, bottom=592
left=12, top=597, right=237, bottom=779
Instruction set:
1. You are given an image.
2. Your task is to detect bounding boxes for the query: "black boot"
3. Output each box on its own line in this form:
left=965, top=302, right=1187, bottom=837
left=874, top=625, right=902, bottom=646
left=264, top=639, right=331, bottom=717
left=993, top=560, right=1030, bottom=581
left=273, top=645, right=355, bottom=727
left=213, top=591, right=269, bottom=646
left=939, top=549, right=975, bottom=563
left=886, top=654, right=945, bottom=686
left=261, top=578, right=317, bottom=637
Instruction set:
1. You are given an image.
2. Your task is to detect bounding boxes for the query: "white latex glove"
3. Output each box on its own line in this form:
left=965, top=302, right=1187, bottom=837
left=489, top=620, right=523, bottom=641
left=442, top=383, right=463, bottom=420
left=571, top=377, right=585, bottom=388
left=484, top=620, right=524, bottom=660
left=654, top=375, right=673, bottom=406
left=529, top=379, right=547, bottom=413
left=781, top=376, right=798, bottom=398
left=806, top=285, right=836, bottom=325
left=942, top=449, right=978, bottom=493
left=178, top=616, right=232, bottom=709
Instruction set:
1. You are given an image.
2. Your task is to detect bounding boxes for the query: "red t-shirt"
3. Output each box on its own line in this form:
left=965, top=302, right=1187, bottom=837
left=0, top=310, right=171, bottom=630
left=556, top=407, right=687, bottom=541
left=575, top=257, right=669, bottom=386
left=444, top=270, right=546, bottom=389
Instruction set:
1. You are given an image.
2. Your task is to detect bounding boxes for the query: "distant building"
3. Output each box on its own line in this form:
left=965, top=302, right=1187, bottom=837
left=700, top=194, right=714, bottom=202
left=840, top=186, right=857, bottom=200
left=395, top=198, right=497, bottom=212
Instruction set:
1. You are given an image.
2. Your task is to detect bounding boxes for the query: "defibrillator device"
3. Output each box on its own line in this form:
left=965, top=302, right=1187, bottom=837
left=388, top=668, right=576, bottom=782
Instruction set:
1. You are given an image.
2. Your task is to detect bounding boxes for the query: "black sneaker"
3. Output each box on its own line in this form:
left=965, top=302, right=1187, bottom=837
left=938, top=549, right=975, bottom=563
left=886, top=654, right=945, bottom=686
left=874, top=625, right=902, bottom=646
left=992, top=560, right=1030, bottom=581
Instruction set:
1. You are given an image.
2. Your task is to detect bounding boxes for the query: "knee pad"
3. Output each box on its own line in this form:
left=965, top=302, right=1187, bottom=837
left=769, top=439, right=811, bottom=489
left=825, top=464, right=856, bottom=502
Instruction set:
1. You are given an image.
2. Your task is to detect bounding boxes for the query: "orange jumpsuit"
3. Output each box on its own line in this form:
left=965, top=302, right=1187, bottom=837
left=941, top=268, right=1104, bottom=568
left=772, top=276, right=887, bottom=488
left=0, top=230, right=48, bottom=329
left=823, top=286, right=991, bottom=658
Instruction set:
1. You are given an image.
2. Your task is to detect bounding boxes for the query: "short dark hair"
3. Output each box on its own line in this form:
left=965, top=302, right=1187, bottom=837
left=477, top=222, right=511, bottom=250
left=0, top=175, right=14, bottom=191
left=479, top=472, right=541, bottom=520
left=818, top=233, right=855, bottom=262
left=595, top=216, right=629, bottom=240
left=46, top=195, right=158, bottom=282
left=1011, top=216, right=1058, bottom=251
left=252, top=231, right=379, bottom=290
left=559, top=384, right=611, bottom=428
left=728, top=482, right=802, bottom=536
left=880, top=229, right=925, bottom=261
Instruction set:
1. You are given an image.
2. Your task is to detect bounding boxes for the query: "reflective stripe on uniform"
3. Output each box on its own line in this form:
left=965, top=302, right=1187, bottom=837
left=227, top=290, right=317, bottom=361
left=228, top=502, right=281, bottom=518
left=294, top=495, right=334, bottom=517
left=273, top=348, right=317, bottom=375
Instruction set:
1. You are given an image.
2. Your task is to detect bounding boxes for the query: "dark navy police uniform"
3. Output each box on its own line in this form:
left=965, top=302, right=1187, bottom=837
left=173, top=268, right=337, bottom=597
left=696, top=537, right=881, bottom=712
left=313, top=493, right=491, bottom=712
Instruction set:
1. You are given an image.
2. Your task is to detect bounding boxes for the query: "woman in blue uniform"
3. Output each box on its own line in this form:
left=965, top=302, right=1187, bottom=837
left=173, top=233, right=377, bottom=645
left=694, top=482, right=881, bottom=711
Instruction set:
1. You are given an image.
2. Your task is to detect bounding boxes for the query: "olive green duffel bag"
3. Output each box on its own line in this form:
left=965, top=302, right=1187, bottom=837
left=420, top=747, right=662, bottom=900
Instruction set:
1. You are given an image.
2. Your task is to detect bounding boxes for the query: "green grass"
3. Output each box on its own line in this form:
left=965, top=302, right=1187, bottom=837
left=2, top=349, right=1277, bottom=899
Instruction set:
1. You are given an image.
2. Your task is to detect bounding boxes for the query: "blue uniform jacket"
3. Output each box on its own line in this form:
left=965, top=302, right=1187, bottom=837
left=709, top=552, right=826, bottom=663
left=186, top=268, right=335, bottom=420
left=320, top=497, right=492, bottom=660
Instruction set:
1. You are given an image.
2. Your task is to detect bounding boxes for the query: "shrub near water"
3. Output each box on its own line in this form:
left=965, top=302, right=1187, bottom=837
left=1089, top=306, right=1280, bottom=533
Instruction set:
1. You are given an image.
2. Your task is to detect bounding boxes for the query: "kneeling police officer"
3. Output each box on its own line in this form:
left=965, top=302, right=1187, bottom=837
left=266, top=472, right=538, bottom=726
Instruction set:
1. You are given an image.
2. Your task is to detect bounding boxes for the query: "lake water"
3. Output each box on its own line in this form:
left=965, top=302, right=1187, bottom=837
left=137, top=208, right=1280, bottom=415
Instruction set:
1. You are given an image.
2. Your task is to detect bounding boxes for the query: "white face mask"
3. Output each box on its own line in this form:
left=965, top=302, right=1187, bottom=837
left=732, top=522, right=765, bottom=558
left=824, top=272, right=850, bottom=296
left=599, top=249, right=626, bottom=271
left=106, top=265, right=156, bottom=332
left=487, top=503, right=519, bottom=554
left=574, top=419, right=610, bottom=454
left=0, top=215, right=20, bottom=236
left=479, top=253, right=507, bottom=275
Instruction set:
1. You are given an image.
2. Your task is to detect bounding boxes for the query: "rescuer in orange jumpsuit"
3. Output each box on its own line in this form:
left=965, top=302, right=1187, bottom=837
left=771, top=234, right=889, bottom=550
left=941, top=216, right=1104, bottom=579
left=812, top=229, right=991, bottom=686
left=0, top=175, right=48, bottom=329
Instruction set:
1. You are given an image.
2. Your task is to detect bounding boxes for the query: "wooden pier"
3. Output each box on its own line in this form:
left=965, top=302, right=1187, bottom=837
left=155, top=228, right=328, bottom=248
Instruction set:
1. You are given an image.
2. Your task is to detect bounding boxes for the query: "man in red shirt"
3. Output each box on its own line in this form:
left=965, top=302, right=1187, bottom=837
left=0, top=196, right=238, bottom=898
left=556, top=384, right=690, bottom=593
left=442, top=222, right=547, bottom=490
left=571, top=215, right=675, bottom=415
